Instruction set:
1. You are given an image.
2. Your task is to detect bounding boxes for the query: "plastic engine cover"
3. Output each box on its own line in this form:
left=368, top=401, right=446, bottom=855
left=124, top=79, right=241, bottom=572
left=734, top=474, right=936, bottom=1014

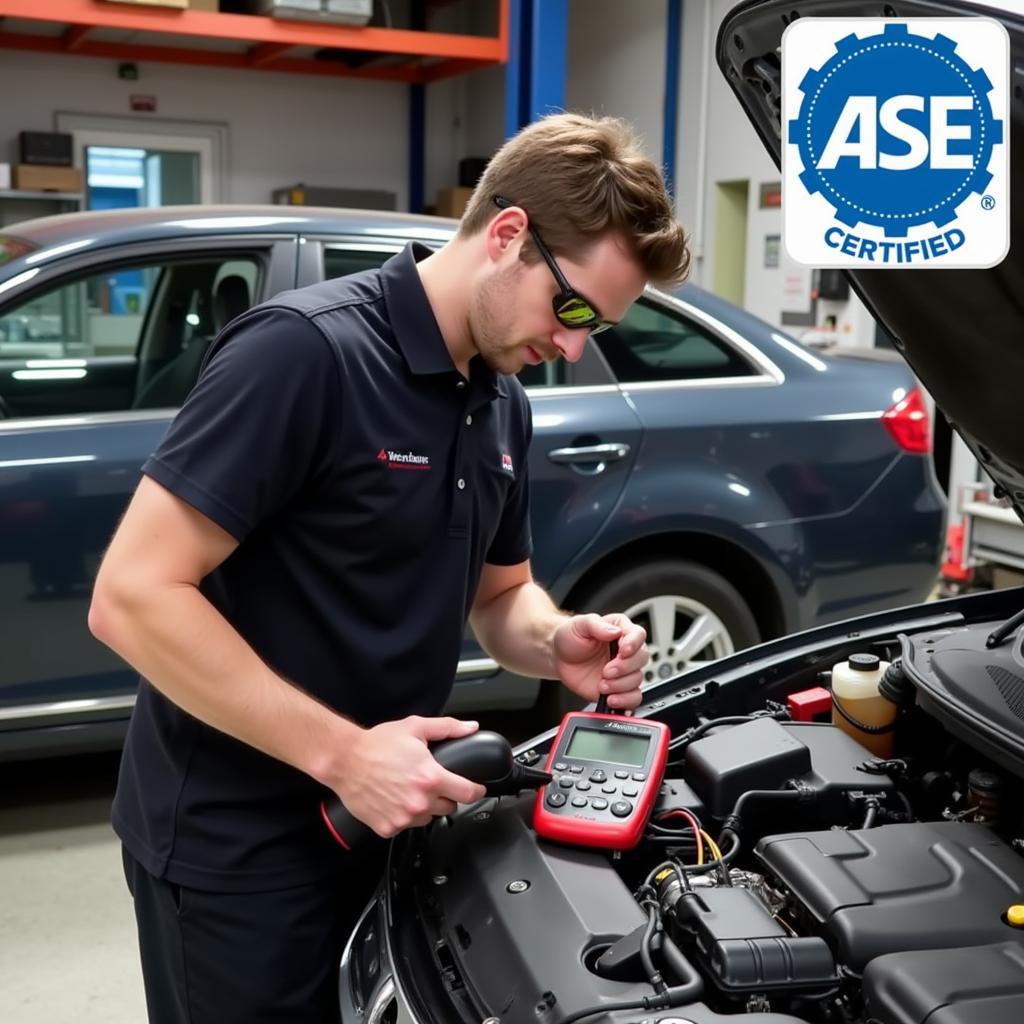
left=686, top=718, right=811, bottom=817
left=756, top=821, right=1024, bottom=972
left=864, top=942, right=1024, bottom=1024
left=686, top=718, right=892, bottom=820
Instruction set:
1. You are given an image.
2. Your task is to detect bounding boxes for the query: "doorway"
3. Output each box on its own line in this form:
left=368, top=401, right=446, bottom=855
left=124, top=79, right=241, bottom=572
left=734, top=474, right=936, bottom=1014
left=712, top=180, right=749, bottom=307
left=55, top=113, right=227, bottom=211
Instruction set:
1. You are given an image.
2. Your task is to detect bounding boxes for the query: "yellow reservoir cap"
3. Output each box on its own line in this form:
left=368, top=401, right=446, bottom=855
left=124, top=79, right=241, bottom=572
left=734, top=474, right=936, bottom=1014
left=1007, top=905, right=1024, bottom=927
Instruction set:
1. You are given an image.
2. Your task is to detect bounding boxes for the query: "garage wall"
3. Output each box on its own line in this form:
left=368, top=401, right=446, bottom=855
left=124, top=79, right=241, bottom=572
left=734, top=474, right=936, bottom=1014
left=676, top=0, right=778, bottom=293
left=0, top=50, right=410, bottom=208
left=566, top=0, right=667, bottom=164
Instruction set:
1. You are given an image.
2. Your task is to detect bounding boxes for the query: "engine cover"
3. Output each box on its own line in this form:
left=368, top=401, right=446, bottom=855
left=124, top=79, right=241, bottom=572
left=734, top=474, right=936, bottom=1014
left=755, top=821, right=1024, bottom=972
left=864, top=942, right=1024, bottom=1024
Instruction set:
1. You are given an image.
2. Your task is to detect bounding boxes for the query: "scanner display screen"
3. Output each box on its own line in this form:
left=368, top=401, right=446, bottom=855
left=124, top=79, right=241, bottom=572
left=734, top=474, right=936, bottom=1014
left=565, top=727, right=649, bottom=767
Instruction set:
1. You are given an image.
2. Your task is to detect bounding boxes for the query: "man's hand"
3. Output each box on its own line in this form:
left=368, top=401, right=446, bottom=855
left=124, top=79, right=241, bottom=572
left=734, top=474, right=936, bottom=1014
left=554, top=613, right=649, bottom=710
left=331, top=716, right=488, bottom=838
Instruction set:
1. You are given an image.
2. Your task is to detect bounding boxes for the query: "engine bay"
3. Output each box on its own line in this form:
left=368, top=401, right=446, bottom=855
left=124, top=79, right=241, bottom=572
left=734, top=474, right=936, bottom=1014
left=404, top=612, right=1024, bottom=1024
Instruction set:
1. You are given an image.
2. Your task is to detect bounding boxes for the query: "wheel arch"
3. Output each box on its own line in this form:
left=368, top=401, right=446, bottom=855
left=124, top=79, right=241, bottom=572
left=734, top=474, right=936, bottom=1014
left=558, top=532, right=791, bottom=643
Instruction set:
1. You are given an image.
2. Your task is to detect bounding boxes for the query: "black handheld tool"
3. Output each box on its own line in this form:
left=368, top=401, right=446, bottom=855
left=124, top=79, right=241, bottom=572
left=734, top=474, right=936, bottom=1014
left=595, top=638, right=620, bottom=714
left=321, top=730, right=552, bottom=850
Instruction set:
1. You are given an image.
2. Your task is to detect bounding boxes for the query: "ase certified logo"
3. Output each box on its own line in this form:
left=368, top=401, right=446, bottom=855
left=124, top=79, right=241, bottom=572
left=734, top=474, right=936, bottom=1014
left=782, top=19, right=1009, bottom=268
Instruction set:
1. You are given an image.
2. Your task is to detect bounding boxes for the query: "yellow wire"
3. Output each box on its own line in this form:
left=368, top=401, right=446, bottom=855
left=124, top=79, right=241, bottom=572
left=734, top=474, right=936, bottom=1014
left=701, top=830, right=723, bottom=863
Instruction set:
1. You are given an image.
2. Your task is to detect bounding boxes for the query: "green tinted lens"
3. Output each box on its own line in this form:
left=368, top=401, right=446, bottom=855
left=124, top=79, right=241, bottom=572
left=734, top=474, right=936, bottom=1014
left=556, top=295, right=598, bottom=327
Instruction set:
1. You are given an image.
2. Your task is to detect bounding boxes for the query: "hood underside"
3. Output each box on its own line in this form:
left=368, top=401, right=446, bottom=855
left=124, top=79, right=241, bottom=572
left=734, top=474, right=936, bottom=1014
left=718, top=0, right=1024, bottom=511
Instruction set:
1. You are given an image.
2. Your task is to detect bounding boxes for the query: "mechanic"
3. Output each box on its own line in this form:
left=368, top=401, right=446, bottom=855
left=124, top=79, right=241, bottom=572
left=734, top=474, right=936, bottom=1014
left=88, top=112, right=691, bottom=1024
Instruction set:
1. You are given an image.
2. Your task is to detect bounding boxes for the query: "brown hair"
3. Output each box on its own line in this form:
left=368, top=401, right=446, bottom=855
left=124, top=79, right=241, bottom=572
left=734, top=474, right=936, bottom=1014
left=458, top=113, right=690, bottom=288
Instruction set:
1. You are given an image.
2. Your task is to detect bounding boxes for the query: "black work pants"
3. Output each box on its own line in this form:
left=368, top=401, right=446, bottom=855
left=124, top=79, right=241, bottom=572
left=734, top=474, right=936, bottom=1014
left=122, top=847, right=381, bottom=1024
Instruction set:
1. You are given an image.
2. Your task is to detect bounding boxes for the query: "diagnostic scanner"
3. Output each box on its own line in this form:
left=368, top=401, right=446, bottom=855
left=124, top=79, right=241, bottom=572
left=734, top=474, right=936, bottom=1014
left=533, top=711, right=670, bottom=850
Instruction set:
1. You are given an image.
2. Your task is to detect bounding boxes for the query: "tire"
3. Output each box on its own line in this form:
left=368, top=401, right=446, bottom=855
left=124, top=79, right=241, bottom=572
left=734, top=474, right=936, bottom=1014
left=541, top=559, right=761, bottom=721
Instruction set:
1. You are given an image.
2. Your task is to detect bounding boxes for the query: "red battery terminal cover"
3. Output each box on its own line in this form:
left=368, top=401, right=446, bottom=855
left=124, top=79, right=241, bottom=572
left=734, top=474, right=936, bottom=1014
left=787, top=686, right=833, bottom=722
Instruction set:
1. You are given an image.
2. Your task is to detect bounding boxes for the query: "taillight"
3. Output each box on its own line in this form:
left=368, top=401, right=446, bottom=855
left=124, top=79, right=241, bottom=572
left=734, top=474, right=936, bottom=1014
left=881, top=386, right=931, bottom=454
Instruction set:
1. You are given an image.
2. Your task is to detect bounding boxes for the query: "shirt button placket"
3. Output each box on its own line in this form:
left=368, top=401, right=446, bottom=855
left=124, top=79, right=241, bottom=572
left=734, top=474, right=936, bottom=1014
left=449, top=380, right=470, bottom=535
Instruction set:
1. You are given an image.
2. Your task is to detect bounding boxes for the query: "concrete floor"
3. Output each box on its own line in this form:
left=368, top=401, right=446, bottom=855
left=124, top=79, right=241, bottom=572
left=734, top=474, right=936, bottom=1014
left=0, top=752, right=146, bottom=1023
left=0, top=708, right=539, bottom=1024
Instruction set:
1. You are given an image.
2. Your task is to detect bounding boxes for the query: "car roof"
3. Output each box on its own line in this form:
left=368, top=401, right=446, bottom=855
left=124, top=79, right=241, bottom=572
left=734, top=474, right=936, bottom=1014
left=0, top=203, right=832, bottom=379
left=1, top=202, right=727, bottom=305
left=1, top=204, right=459, bottom=267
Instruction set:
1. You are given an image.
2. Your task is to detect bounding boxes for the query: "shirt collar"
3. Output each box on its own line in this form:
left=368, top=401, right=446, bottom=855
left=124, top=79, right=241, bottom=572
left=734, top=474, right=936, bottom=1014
left=380, top=242, right=507, bottom=401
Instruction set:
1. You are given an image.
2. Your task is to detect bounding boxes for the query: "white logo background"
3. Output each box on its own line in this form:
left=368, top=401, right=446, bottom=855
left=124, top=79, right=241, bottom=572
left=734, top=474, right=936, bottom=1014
left=782, top=19, right=1009, bottom=269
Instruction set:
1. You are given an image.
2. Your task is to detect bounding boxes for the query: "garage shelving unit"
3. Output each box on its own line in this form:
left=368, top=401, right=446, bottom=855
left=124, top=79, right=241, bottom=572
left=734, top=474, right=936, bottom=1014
left=0, top=0, right=508, bottom=82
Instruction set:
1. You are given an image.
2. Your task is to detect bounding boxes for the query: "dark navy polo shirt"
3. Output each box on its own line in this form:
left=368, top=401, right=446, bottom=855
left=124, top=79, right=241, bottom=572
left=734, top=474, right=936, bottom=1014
left=112, top=243, right=533, bottom=892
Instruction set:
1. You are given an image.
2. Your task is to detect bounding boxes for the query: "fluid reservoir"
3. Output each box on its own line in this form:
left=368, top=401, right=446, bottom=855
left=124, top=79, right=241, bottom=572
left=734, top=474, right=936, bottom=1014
left=830, top=653, right=897, bottom=757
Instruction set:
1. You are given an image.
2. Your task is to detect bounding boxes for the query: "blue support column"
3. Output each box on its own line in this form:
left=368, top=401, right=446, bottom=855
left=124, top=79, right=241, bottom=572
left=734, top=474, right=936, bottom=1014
left=529, top=0, right=567, bottom=121
left=663, top=0, right=683, bottom=199
left=505, top=0, right=567, bottom=137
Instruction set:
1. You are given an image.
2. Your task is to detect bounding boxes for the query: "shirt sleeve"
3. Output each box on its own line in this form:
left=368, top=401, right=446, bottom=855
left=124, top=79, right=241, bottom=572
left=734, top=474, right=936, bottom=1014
left=142, top=306, right=341, bottom=542
left=484, top=385, right=534, bottom=566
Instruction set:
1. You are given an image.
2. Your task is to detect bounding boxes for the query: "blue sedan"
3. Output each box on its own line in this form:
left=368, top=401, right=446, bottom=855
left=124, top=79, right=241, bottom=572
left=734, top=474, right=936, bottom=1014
left=0, top=205, right=944, bottom=756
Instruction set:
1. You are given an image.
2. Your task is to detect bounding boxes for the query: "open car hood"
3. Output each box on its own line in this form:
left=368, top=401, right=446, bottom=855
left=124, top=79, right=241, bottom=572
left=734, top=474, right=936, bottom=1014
left=718, top=0, right=1024, bottom=511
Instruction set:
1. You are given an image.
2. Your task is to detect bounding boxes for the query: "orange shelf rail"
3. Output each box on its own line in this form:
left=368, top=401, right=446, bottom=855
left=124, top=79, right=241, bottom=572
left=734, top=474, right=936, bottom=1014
left=0, top=0, right=508, bottom=82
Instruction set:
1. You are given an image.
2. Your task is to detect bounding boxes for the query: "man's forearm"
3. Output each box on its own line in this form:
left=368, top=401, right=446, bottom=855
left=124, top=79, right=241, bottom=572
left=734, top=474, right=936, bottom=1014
left=90, top=582, right=357, bottom=787
left=470, top=580, right=569, bottom=678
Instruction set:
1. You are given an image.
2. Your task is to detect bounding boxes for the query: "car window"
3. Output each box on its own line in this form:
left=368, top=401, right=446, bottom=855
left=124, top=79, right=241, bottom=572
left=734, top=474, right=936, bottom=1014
left=0, top=254, right=260, bottom=418
left=594, top=298, right=757, bottom=383
left=322, top=244, right=564, bottom=390
left=323, top=246, right=399, bottom=280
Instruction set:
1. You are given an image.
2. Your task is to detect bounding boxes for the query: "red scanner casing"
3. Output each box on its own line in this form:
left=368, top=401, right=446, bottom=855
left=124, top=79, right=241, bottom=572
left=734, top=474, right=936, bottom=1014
left=533, top=712, right=671, bottom=851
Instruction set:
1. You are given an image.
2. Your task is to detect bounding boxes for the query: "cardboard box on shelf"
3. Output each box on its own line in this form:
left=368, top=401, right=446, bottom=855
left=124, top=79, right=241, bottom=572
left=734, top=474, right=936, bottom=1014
left=189, top=0, right=219, bottom=10
left=435, top=186, right=473, bottom=220
left=99, top=0, right=190, bottom=9
left=13, top=164, right=83, bottom=194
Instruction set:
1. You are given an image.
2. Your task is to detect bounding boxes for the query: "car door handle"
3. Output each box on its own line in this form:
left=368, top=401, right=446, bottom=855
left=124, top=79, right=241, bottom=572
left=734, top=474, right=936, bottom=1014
left=547, top=442, right=631, bottom=475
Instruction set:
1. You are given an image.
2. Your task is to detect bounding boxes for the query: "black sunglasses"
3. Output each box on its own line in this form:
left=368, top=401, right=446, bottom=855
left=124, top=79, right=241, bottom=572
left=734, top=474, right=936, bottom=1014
left=493, top=196, right=616, bottom=335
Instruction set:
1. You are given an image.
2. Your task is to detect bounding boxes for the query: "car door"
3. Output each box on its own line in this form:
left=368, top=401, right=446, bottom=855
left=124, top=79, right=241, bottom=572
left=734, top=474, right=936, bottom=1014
left=0, top=236, right=296, bottom=750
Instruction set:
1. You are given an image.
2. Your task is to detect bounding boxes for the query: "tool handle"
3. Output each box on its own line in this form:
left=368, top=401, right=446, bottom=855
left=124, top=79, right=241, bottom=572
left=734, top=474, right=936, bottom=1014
left=595, top=638, right=620, bottom=715
left=321, top=730, right=518, bottom=850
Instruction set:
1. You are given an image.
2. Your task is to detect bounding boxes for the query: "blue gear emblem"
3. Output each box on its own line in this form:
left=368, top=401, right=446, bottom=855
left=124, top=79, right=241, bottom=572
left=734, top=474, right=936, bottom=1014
left=788, top=23, right=1003, bottom=237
